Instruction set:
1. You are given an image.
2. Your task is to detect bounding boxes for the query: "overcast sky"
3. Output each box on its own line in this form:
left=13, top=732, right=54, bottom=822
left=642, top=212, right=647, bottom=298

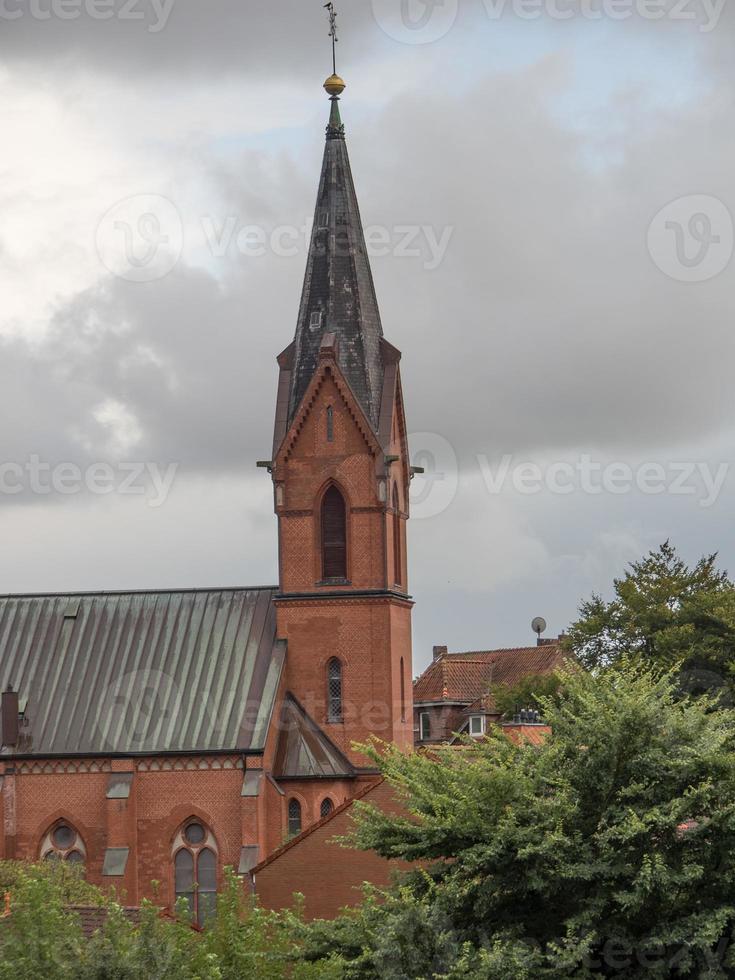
left=1, top=0, right=734, bottom=674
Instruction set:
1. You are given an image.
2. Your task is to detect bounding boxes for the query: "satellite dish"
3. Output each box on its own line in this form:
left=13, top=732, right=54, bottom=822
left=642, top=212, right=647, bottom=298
left=531, top=616, right=547, bottom=638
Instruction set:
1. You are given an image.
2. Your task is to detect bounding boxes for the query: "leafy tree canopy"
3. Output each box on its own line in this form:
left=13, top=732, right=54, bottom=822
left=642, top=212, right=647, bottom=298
left=565, top=541, right=735, bottom=700
left=489, top=672, right=564, bottom=720
left=304, top=663, right=735, bottom=978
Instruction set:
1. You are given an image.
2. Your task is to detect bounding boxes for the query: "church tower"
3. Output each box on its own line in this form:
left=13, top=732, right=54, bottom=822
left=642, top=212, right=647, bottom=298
left=269, top=73, right=414, bottom=764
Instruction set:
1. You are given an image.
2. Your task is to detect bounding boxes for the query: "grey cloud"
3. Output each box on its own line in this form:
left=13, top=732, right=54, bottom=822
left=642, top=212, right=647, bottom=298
left=0, top=0, right=381, bottom=76
left=5, top=51, right=735, bottom=495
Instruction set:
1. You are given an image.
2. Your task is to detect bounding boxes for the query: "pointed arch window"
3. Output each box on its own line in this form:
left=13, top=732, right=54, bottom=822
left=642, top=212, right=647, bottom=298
left=173, top=820, right=218, bottom=927
left=392, top=484, right=402, bottom=587
left=320, top=798, right=334, bottom=819
left=288, top=798, right=302, bottom=838
left=321, top=485, right=347, bottom=580
left=327, top=658, right=343, bottom=723
left=40, top=822, right=86, bottom=871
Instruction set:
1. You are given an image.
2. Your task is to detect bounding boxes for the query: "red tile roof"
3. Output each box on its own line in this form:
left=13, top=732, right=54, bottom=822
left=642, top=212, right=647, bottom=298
left=502, top=724, right=552, bottom=746
left=413, top=643, right=566, bottom=704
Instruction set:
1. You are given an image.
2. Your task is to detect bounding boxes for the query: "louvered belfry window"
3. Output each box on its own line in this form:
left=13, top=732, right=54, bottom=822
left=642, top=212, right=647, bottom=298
left=321, top=485, right=347, bottom=579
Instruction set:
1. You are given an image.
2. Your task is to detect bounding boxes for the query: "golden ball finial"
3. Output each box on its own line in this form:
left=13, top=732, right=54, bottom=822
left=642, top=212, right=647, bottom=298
left=324, top=73, right=346, bottom=97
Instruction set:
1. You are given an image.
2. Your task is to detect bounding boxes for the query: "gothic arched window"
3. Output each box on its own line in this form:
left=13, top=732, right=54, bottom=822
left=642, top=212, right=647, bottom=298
left=327, top=658, right=343, bottom=723
left=40, top=822, right=86, bottom=870
left=392, top=484, right=402, bottom=586
left=320, top=798, right=334, bottom=820
left=173, top=820, right=217, bottom=927
left=288, top=798, right=302, bottom=838
left=321, top=485, right=347, bottom=580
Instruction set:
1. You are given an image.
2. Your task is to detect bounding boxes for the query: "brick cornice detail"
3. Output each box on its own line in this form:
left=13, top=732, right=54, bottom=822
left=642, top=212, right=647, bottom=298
left=276, top=595, right=414, bottom=609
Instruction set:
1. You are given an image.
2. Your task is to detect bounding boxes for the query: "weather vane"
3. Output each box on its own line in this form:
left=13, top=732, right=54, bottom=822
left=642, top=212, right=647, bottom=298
left=324, top=2, right=338, bottom=76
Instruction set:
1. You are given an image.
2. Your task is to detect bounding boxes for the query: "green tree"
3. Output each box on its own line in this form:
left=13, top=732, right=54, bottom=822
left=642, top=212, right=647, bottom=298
left=0, top=869, right=85, bottom=980
left=489, top=672, right=564, bottom=720
left=201, top=868, right=340, bottom=980
left=303, top=663, right=735, bottom=978
left=566, top=542, right=735, bottom=699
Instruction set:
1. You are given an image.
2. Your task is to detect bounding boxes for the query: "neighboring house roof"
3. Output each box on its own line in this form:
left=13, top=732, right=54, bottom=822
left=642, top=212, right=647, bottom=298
left=69, top=905, right=142, bottom=939
left=0, top=588, right=284, bottom=757
left=413, top=643, right=566, bottom=706
left=274, top=694, right=356, bottom=779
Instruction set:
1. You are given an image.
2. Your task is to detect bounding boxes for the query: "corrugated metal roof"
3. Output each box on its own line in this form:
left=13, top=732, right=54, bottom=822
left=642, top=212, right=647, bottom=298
left=0, top=588, right=282, bottom=757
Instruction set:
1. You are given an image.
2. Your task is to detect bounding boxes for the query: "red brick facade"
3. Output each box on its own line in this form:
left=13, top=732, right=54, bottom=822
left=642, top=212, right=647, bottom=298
left=0, top=282, right=415, bottom=918
left=0, top=83, right=420, bottom=917
left=252, top=779, right=411, bottom=920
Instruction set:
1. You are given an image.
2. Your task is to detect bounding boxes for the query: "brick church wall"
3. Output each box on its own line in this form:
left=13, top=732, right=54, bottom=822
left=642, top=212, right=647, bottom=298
left=253, top=779, right=412, bottom=920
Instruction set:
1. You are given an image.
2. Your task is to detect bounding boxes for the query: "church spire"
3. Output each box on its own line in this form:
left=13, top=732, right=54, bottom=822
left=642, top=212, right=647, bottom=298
left=286, top=69, right=385, bottom=429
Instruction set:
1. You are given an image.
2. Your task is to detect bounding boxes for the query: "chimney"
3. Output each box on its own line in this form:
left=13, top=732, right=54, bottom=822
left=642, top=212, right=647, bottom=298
left=433, top=645, right=448, bottom=661
left=2, top=688, right=19, bottom=748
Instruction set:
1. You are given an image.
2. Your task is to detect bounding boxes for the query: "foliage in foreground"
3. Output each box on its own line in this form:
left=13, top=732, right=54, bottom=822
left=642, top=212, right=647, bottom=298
left=302, top=662, right=735, bottom=978
left=0, top=865, right=339, bottom=980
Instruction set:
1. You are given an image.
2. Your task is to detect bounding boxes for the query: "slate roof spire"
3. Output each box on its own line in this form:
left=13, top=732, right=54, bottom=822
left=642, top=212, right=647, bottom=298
left=287, top=75, right=385, bottom=429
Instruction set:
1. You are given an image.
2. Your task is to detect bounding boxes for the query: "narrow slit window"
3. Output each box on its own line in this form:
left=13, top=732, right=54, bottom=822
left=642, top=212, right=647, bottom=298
left=288, top=798, right=302, bottom=837
left=392, top=484, right=402, bottom=586
left=321, top=486, right=347, bottom=579
left=327, top=658, right=343, bottom=722
left=326, top=406, right=334, bottom=442
left=400, top=656, right=406, bottom=723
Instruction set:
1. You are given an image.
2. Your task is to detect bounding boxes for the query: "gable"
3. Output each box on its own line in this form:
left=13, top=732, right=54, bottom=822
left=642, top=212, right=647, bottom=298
left=273, top=694, right=355, bottom=779
left=275, top=352, right=383, bottom=470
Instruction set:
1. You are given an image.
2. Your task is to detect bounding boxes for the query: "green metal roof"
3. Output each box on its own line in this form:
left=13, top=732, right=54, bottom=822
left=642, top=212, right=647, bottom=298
left=0, top=588, right=283, bottom=757
left=274, top=694, right=355, bottom=779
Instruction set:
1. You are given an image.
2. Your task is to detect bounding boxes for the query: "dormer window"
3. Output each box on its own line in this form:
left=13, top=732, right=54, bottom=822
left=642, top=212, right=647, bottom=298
left=310, top=311, right=322, bottom=331
left=469, top=715, right=485, bottom=737
left=419, top=712, right=430, bottom=742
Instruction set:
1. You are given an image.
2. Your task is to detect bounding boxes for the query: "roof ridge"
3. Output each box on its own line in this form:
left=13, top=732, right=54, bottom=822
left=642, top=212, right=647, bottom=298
left=446, top=644, right=558, bottom=657
left=0, top=586, right=279, bottom=599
